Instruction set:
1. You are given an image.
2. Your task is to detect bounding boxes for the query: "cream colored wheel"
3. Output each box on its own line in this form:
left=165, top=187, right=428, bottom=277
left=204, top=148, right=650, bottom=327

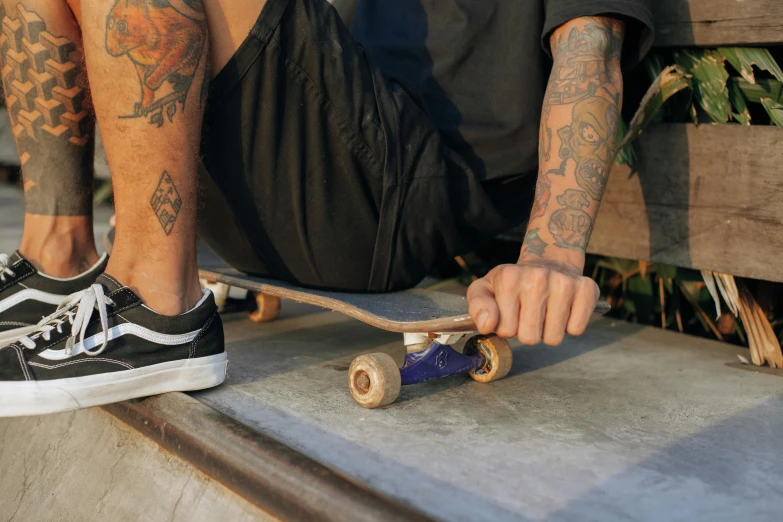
left=248, top=293, right=281, bottom=323
left=348, top=353, right=401, bottom=408
left=465, top=335, right=513, bottom=383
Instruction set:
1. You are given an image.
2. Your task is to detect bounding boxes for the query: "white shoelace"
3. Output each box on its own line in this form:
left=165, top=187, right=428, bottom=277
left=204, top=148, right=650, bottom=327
left=18, top=284, right=115, bottom=357
left=0, top=253, right=15, bottom=283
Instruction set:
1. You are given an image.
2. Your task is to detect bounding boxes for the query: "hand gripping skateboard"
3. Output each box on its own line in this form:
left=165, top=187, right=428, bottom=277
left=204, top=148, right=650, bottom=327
left=199, top=264, right=611, bottom=409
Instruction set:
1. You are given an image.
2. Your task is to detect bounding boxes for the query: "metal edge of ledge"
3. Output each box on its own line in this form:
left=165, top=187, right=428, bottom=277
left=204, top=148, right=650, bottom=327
left=102, top=393, right=434, bottom=522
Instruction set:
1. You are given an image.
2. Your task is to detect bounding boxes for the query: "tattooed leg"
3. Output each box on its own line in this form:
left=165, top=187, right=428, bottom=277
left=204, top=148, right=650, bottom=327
left=75, top=0, right=209, bottom=315
left=0, top=0, right=99, bottom=276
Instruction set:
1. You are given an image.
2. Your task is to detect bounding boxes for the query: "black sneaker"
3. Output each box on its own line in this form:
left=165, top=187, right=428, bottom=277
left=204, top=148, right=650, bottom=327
left=0, top=251, right=109, bottom=346
left=0, top=274, right=227, bottom=416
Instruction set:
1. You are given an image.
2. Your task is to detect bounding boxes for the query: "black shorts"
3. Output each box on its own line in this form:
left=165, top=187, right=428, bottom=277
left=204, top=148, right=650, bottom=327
left=199, top=0, right=534, bottom=292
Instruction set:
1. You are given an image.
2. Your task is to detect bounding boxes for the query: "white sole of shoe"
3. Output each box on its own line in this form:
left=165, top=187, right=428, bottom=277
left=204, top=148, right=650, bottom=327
left=0, top=325, right=40, bottom=347
left=0, top=353, right=228, bottom=417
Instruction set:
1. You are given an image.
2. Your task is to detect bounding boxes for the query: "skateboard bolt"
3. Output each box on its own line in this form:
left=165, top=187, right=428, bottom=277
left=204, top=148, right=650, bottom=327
left=354, top=371, right=371, bottom=393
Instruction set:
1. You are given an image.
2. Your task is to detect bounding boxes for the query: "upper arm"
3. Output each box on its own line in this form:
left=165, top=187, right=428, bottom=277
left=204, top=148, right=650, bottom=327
left=548, top=16, right=625, bottom=62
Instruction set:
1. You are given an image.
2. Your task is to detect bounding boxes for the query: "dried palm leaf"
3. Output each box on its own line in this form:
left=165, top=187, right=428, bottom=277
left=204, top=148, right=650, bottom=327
left=737, top=281, right=783, bottom=368
left=700, top=270, right=721, bottom=318
left=714, top=272, right=740, bottom=317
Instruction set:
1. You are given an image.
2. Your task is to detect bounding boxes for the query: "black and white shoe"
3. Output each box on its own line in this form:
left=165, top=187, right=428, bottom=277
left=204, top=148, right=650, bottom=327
left=0, top=274, right=227, bottom=417
left=0, top=251, right=109, bottom=346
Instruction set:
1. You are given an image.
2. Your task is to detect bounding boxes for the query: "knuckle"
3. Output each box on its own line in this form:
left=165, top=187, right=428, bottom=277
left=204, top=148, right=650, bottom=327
left=551, top=271, right=576, bottom=294
left=496, top=265, right=521, bottom=287
left=523, top=267, right=550, bottom=293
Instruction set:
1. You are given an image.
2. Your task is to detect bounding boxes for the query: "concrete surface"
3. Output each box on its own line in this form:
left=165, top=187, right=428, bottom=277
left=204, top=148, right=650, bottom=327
left=192, top=302, right=783, bottom=522
left=0, top=408, right=276, bottom=522
left=2, top=182, right=783, bottom=521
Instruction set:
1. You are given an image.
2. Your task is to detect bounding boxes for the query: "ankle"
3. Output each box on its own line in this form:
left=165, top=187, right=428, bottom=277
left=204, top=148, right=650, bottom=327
left=105, top=266, right=203, bottom=317
left=19, top=216, right=99, bottom=278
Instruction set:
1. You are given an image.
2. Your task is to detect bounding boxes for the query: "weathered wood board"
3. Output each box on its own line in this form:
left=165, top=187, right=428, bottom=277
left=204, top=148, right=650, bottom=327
left=653, top=0, right=783, bottom=47
left=588, top=124, right=783, bottom=283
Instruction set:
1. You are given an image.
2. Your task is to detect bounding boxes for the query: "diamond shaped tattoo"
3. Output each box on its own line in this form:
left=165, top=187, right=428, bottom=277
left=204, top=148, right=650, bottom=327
left=150, top=171, right=182, bottom=235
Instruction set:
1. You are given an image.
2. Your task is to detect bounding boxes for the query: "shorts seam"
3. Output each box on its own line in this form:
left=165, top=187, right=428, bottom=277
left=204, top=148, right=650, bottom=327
left=269, top=34, right=386, bottom=176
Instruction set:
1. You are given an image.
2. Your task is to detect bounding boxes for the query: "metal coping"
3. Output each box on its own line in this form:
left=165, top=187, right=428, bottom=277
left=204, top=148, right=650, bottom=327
left=103, top=393, right=434, bottom=522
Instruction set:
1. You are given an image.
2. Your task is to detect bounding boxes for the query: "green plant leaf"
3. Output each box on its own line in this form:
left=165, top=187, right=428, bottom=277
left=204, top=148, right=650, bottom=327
left=675, top=50, right=731, bottom=123
left=654, top=264, right=678, bottom=281
left=596, top=257, right=640, bottom=280
left=727, top=78, right=751, bottom=125
left=675, top=267, right=708, bottom=283
left=614, top=117, right=637, bottom=166
left=733, top=78, right=783, bottom=104
left=618, top=65, right=692, bottom=150
left=761, top=97, right=783, bottom=125
left=628, top=274, right=655, bottom=323
left=719, top=47, right=783, bottom=84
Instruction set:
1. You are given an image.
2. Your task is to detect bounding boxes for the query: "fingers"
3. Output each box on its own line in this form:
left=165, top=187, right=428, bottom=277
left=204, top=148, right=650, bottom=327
left=516, top=266, right=547, bottom=345
left=541, top=271, right=577, bottom=346
left=566, top=278, right=600, bottom=336
left=469, top=264, right=599, bottom=345
left=467, top=278, right=500, bottom=334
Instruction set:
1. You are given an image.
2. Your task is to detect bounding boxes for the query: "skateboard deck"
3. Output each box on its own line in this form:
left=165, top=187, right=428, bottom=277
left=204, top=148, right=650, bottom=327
left=199, top=263, right=612, bottom=334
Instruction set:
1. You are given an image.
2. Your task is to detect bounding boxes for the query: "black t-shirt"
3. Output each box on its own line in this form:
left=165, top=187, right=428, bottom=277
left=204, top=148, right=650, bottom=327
left=351, top=0, right=654, bottom=181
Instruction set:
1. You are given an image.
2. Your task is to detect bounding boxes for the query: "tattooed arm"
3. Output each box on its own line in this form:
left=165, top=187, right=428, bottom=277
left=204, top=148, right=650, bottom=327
left=468, top=16, right=624, bottom=345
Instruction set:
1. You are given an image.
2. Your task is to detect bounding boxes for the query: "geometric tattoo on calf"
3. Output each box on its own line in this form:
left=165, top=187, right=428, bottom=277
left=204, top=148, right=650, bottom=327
left=150, top=171, right=182, bottom=235
left=106, top=0, right=207, bottom=127
left=548, top=189, right=593, bottom=251
left=0, top=3, right=94, bottom=216
left=522, top=228, right=548, bottom=257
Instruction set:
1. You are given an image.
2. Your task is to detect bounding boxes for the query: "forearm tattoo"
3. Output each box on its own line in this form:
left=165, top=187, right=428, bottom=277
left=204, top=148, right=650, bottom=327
left=105, top=0, right=208, bottom=127
left=522, top=228, right=548, bottom=257
left=525, top=17, right=624, bottom=257
left=0, top=3, right=94, bottom=216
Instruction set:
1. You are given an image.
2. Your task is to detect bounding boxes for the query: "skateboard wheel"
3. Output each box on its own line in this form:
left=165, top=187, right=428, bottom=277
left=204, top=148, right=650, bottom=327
left=348, top=353, right=401, bottom=409
left=248, top=293, right=281, bottom=323
left=464, top=335, right=513, bottom=383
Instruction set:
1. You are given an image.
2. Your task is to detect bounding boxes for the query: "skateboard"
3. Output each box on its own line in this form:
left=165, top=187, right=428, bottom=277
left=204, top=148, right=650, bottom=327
left=199, top=263, right=611, bottom=409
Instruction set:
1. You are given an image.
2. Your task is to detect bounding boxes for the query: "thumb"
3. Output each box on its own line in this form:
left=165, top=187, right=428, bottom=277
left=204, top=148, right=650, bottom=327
left=467, top=277, right=499, bottom=334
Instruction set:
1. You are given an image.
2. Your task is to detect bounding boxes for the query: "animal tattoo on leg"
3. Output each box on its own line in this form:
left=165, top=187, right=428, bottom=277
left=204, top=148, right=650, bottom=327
left=105, top=0, right=207, bottom=127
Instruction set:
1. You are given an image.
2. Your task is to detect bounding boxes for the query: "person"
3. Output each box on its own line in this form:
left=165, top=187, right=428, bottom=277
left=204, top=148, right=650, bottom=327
left=0, top=0, right=652, bottom=415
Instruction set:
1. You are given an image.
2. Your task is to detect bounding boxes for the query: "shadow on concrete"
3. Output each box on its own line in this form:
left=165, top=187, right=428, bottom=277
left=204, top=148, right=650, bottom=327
left=213, top=305, right=641, bottom=406
left=198, top=398, right=532, bottom=521
left=550, top=395, right=783, bottom=521
left=508, top=319, right=645, bottom=378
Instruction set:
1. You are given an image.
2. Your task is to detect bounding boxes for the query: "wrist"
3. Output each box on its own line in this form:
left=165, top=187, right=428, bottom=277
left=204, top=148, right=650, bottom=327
left=518, top=249, right=586, bottom=273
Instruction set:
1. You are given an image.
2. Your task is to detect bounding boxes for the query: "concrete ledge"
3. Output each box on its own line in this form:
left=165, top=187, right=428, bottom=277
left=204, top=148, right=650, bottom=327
left=0, top=406, right=273, bottom=521
left=103, top=393, right=433, bottom=522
